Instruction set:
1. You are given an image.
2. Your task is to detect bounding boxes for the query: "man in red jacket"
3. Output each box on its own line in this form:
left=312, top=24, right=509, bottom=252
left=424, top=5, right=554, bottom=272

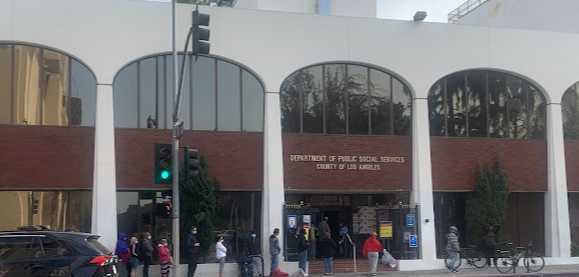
left=362, top=232, right=383, bottom=276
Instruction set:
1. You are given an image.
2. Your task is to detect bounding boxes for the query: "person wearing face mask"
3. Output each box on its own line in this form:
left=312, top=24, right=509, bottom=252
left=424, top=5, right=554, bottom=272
left=186, top=226, right=201, bottom=277
left=141, top=232, right=154, bottom=277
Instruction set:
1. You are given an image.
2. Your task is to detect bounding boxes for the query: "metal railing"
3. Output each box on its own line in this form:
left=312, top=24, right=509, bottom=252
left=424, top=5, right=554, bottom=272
left=448, top=0, right=489, bottom=23
left=345, top=233, right=357, bottom=272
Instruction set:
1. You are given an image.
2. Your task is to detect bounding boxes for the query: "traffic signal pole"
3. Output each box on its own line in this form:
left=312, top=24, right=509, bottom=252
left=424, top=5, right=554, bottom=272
left=171, top=1, right=181, bottom=276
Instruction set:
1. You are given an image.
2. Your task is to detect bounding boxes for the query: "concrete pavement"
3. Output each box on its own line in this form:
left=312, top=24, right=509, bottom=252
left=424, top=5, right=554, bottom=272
left=308, top=264, right=579, bottom=276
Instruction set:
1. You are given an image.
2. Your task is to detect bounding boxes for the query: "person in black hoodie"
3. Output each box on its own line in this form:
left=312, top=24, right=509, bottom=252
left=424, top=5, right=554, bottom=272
left=318, top=233, right=336, bottom=276
left=140, top=232, right=154, bottom=277
left=186, top=226, right=202, bottom=277
left=296, top=229, right=309, bottom=273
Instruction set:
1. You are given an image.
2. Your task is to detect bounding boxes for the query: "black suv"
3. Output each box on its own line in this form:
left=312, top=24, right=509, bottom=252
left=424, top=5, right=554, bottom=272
left=0, top=227, right=118, bottom=277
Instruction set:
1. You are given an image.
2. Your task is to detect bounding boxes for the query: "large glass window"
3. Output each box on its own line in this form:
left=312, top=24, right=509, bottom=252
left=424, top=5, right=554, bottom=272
left=113, top=54, right=265, bottom=132
left=429, top=70, right=546, bottom=139
left=562, top=84, right=579, bottom=140
left=0, top=191, right=91, bottom=232
left=280, top=63, right=412, bottom=135
left=0, top=43, right=96, bottom=126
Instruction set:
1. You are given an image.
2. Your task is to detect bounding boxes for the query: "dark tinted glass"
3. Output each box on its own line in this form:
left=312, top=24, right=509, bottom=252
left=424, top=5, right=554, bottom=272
left=446, top=73, right=467, bottom=137
left=370, top=69, right=391, bottom=135
left=325, top=64, right=347, bottom=134
left=429, top=81, right=445, bottom=136
left=302, top=66, right=323, bottom=133
left=280, top=72, right=301, bottom=133
left=347, top=65, right=369, bottom=135
left=466, top=71, right=487, bottom=137
left=392, top=78, right=411, bottom=135
left=42, top=237, right=71, bottom=257
left=0, top=236, right=40, bottom=260
left=428, top=70, right=545, bottom=140
left=563, top=84, right=579, bottom=140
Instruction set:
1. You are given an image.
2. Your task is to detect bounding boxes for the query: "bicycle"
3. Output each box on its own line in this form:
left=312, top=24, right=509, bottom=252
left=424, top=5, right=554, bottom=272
left=495, top=242, right=545, bottom=274
left=444, top=246, right=487, bottom=272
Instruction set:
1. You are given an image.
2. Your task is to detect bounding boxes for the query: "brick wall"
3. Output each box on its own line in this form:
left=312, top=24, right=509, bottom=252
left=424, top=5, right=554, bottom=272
left=0, top=125, right=94, bottom=189
left=431, top=137, right=548, bottom=191
left=565, top=141, right=579, bottom=191
left=115, top=129, right=263, bottom=190
left=282, top=134, right=412, bottom=192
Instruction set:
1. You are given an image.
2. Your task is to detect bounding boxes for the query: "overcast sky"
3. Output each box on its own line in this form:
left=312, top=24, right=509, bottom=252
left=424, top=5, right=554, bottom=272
left=378, top=0, right=468, bottom=22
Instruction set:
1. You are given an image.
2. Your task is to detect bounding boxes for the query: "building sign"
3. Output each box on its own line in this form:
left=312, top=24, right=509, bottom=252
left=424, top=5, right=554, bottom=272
left=409, top=234, right=417, bottom=248
left=406, top=214, right=416, bottom=227
left=288, top=154, right=407, bottom=171
left=379, top=221, right=393, bottom=238
left=288, top=215, right=297, bottom=229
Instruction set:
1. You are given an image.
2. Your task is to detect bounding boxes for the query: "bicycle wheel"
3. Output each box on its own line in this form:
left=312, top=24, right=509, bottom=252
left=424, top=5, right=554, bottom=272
left=467, top=249, right=487, bottom=269
left=495, top=257, right=514, bottom=274
left=445, top=253, right=462, bottom=272
left=523, top=255, right=545, bottom=273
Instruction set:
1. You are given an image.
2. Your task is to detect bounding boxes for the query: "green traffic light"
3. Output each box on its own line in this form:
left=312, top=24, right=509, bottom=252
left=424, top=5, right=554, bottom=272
left=160, top=170, right=171, bottom=180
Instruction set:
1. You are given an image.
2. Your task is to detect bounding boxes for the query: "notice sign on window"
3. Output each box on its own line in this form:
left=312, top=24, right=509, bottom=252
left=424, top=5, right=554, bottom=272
left=379, top=221, right=393, bottom=238
left=288, top=154, right=406, bottom=171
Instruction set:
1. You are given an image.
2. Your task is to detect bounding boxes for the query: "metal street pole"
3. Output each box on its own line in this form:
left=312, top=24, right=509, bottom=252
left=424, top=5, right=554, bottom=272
left=171, top=0, right=181, bottom=276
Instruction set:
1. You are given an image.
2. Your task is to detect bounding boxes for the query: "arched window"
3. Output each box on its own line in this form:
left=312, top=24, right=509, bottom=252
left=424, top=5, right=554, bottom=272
left=0, top=43, right=97, bottom=126
left=280, top=63, right=412, bottom=135
left=429, top=70, right=546, bottom=139
left=113, top=54, right=264, bottom=132
left=562, top=83, right=579, bottom=139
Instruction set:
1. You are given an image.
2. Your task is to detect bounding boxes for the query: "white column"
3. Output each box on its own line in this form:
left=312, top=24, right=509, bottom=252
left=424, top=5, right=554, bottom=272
left=411, top=97, right=437, bottom=264
left=545, top=103, right=571, bottom=257
left=262, top=91, right=286, bottom=273
left=92, top=84, right=118, bottom=250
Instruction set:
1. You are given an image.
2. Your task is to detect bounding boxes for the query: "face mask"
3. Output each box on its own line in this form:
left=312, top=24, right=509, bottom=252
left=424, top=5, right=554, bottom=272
left=251, top=234, right=256, bottom=238
left=193, top=231, right=197, bottom=234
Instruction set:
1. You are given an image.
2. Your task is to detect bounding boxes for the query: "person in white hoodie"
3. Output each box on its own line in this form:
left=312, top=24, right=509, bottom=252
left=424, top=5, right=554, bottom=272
left=216, top=236, right=227, bottom=277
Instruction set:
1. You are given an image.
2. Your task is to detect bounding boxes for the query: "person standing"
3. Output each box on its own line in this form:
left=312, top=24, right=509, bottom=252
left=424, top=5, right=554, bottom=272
left=446, top=226, right=461, bottom=272
left=269, top=228, right=281, bottom=273
left=484, top=226, right=497, bottom=266
left=128, top=236, right=141, bottom=277
left=308, top=225, right=317, bottom=260
left=216, top=236, right=227, bottom=277
left=296, top=228, right=309, bottom=273
left=186, top=226, right=202, bottom=277
left=157, top=239, right=173, bottom=277
left=115, top=233, right=130, bottom=277
left=318, top=233, right=336, bottom=276
left=362, top=232, right=383, bottom=277
left=319, top=217, right=331, bottom=237
left=141, top=232, right=154, bottom=277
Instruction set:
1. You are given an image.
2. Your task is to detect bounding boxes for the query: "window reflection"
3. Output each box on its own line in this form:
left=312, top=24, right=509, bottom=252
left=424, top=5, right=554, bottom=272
left=280, top=63, right=412, bottom=136
left=563, top=84, right=579, bottom=140
left=429, top=70, right=545, bottom=140
left=113, top=54, right=265, bottom=132
left=0, top=44, right=96, bottom=127
left=0, top=191, right=91, bottom=232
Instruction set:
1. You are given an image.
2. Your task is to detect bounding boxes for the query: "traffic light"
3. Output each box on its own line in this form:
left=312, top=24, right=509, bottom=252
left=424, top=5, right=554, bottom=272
left=192, top=9, right=210, bottom=55
left=154, top=144, right=173, bottom=184
left=184, top=148, right=200, bottom=179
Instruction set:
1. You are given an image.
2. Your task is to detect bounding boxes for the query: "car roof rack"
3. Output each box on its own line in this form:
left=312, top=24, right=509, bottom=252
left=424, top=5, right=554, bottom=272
left=16, top=225, right=51, bottom=231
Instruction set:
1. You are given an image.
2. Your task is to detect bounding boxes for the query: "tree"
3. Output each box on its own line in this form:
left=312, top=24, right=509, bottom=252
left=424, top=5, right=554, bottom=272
left=180, top=156, right=217, bottom=258
left=465, top=162, right=509, bottom=246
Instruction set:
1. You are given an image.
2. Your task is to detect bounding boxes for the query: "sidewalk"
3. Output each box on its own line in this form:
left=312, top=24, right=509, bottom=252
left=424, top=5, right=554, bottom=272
left=307, top=264, right=579, bottom=276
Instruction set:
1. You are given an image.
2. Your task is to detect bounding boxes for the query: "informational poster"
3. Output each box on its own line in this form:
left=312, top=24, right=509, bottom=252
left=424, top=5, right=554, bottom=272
left=303, top=215, right=311, bottom=224
left=406, top=214, right=416, bottom=227
left=288, top=215, right=297, bottom=229
left=379, top=221, right=393, bottom=238
left=409, top=235, right=417, bottom=248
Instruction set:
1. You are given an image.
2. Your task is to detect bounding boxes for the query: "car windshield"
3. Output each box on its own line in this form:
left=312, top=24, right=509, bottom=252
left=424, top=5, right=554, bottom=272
left=86, top=237, right=111, bottom=255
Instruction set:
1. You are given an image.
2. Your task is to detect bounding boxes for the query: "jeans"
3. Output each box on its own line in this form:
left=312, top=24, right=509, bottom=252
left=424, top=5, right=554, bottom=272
left=447, top=252, right=460, bottom=271
left=323, top=257, right=333, bottom=274
left=271, top=254, right=279, bottom=272
left=368, top=252, right=379, bottom=273
left=188, top=257, right=198, bottom=277
left=298, top=251, right=308, bottom=272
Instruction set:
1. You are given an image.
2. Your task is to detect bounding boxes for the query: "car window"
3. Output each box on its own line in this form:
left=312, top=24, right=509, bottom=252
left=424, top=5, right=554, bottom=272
left=0, top=236, right=43, bottom=261
left=42, top=237, right=71, bottom=257
left=86, top=237, right=111, bottom=255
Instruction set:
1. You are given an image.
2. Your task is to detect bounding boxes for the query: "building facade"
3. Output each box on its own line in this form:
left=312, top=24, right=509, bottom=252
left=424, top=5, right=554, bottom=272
left=2, top=0, right=579, bottom=271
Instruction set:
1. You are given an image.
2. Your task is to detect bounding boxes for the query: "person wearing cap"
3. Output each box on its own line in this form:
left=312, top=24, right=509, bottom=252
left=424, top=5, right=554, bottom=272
left=362, top=232, right=383, bottom=276
left=446, top=226, right=461, bottom=272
